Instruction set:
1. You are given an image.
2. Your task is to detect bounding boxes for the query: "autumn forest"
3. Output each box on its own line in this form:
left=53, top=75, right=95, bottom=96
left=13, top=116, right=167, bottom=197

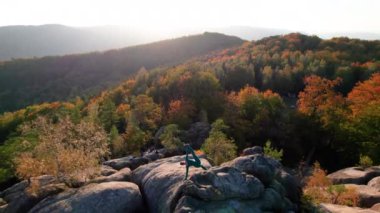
left=0, top=33, right=379, bottom=191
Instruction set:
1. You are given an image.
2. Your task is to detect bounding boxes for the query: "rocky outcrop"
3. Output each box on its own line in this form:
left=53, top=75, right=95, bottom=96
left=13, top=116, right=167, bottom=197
left=222, top=153, right=301, bottom=203
left=133, top=152, right=300, bottom=212
left=175, top=166, right=295, bottom=212
left=0, top=175, right=65, bottom=213
left=320, top=203, right=378, bottom=213
left=1, top=146, right=301, bottom=213
left=327, top=167, right=380, bottom=185
left=29, top=182, right=143, bottom=213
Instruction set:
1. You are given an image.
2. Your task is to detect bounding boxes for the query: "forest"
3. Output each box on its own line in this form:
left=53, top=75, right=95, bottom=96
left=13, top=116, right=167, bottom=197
left=0, top=32, right=243, bottom=113
left=0, top=33, right=379, bottom=190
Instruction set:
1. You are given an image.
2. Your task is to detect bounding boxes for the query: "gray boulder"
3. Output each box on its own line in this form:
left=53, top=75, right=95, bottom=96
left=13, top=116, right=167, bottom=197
left=154, top=148, right=183, bottom=158
left=253, top=188, right=291, bottom=211
left=221, top=154, right=276, bottom=185
left=328, top=167, right=380, bottom=185
left=183, top=166, right=264, bottom=200
left=100, top=165, right=117, bottom=176
left=277, top=170, right=301, bottom=203
left=0, top=198, right=5, bottom=206
left=174, top=196, right=262, bottom=213
left=0, top=181, right=29, bottom=201
left=90, top=168, right=131, bottom=184
left=320, top=203, right=378, bottom=213
left=103, top=156, right=149, bottom=170
left=242, top=146, right=263, bottom=156
left=371, top=203, right=380, bottom=211
left=221, top=153, right=300, bottom=205
left=142, top=149, right=165, bottom=161
left=0, top=204, right=7, bottom=213
left=0, top=175, right=65, bottom=213
left=345, top=184, right=380, bottom=208
left=368, top=177, right=380, bottom=190
left=29, top=182, right=143, bottom=213
left=175, top=178, right=294, bottom=212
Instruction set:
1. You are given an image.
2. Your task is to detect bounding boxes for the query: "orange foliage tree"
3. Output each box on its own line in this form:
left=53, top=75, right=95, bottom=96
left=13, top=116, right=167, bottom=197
left=166, top=99, right=196, bottom=128
left=347, top=73, right=380, bottom=116
left=298, top=75, right=346, bottom=128
left=346, top=73, right=380, bottom=162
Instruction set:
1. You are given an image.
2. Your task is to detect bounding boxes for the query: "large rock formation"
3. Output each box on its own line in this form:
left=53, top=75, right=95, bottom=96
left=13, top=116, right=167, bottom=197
left=222, top=154, right=277, bottom=185
left=221, top=154, right=301, bottom=203
left=29, top=182, right=143, bottom=213
left=133, top=152, right=300, bottom=212
left=132, top=155, right=212, bottom=213
left=327, top=167, right=380, bottom=185
left=1, top=146, right=301, bottom=213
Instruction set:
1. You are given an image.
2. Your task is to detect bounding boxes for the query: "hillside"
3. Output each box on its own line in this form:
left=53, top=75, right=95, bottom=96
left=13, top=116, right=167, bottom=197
left=0, top=32, right=244, bottom=113
left=1, top=33, right=380, bottom=181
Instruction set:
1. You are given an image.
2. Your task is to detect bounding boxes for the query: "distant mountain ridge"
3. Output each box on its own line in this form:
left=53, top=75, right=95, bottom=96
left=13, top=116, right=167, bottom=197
left=0, top=24, right=164, bottom=61
left=1, top=24, right=379, bottom=61
left=0, top=25, right=291, bottom=61
left=0, top=32, right=244, bottom=113
left=211, top=26, right=291, bottom=40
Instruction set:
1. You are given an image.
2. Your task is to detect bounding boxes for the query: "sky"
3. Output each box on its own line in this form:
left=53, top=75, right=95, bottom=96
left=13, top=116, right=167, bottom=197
left=2, top=0, right=380, bottom=34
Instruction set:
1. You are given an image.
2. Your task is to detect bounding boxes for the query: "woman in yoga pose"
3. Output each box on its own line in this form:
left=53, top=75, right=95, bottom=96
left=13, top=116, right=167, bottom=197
left=183, top=144, right=207, bottom=180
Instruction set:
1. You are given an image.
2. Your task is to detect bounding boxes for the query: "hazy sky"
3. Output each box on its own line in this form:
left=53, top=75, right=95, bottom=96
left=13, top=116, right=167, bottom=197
left=2, top=0, right=380, bottom=34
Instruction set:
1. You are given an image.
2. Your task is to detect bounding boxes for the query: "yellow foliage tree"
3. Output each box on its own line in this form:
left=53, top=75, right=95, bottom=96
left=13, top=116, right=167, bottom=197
left=14, top=117, right=109, bottom=186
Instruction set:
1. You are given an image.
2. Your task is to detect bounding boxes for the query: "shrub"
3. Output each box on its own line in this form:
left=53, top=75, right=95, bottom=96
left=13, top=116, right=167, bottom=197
left=359, top=154, right=373, bottom=169
left=305, top=162, right=331, bottom=188
left=333, top=185, right=358, bottom=206
left=263, top=140, right=283, bottom=161
left=202, top=119, right=237, bottom=165
left=160, top=124, right=183, bottom=150
left=303, top=162, right=358, bottom=206
left=14, top=117, right=109, bottom=186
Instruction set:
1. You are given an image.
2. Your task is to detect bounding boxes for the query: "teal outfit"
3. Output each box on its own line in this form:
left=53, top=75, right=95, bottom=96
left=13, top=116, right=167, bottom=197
left=184, top=145, right=207, bottom=180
